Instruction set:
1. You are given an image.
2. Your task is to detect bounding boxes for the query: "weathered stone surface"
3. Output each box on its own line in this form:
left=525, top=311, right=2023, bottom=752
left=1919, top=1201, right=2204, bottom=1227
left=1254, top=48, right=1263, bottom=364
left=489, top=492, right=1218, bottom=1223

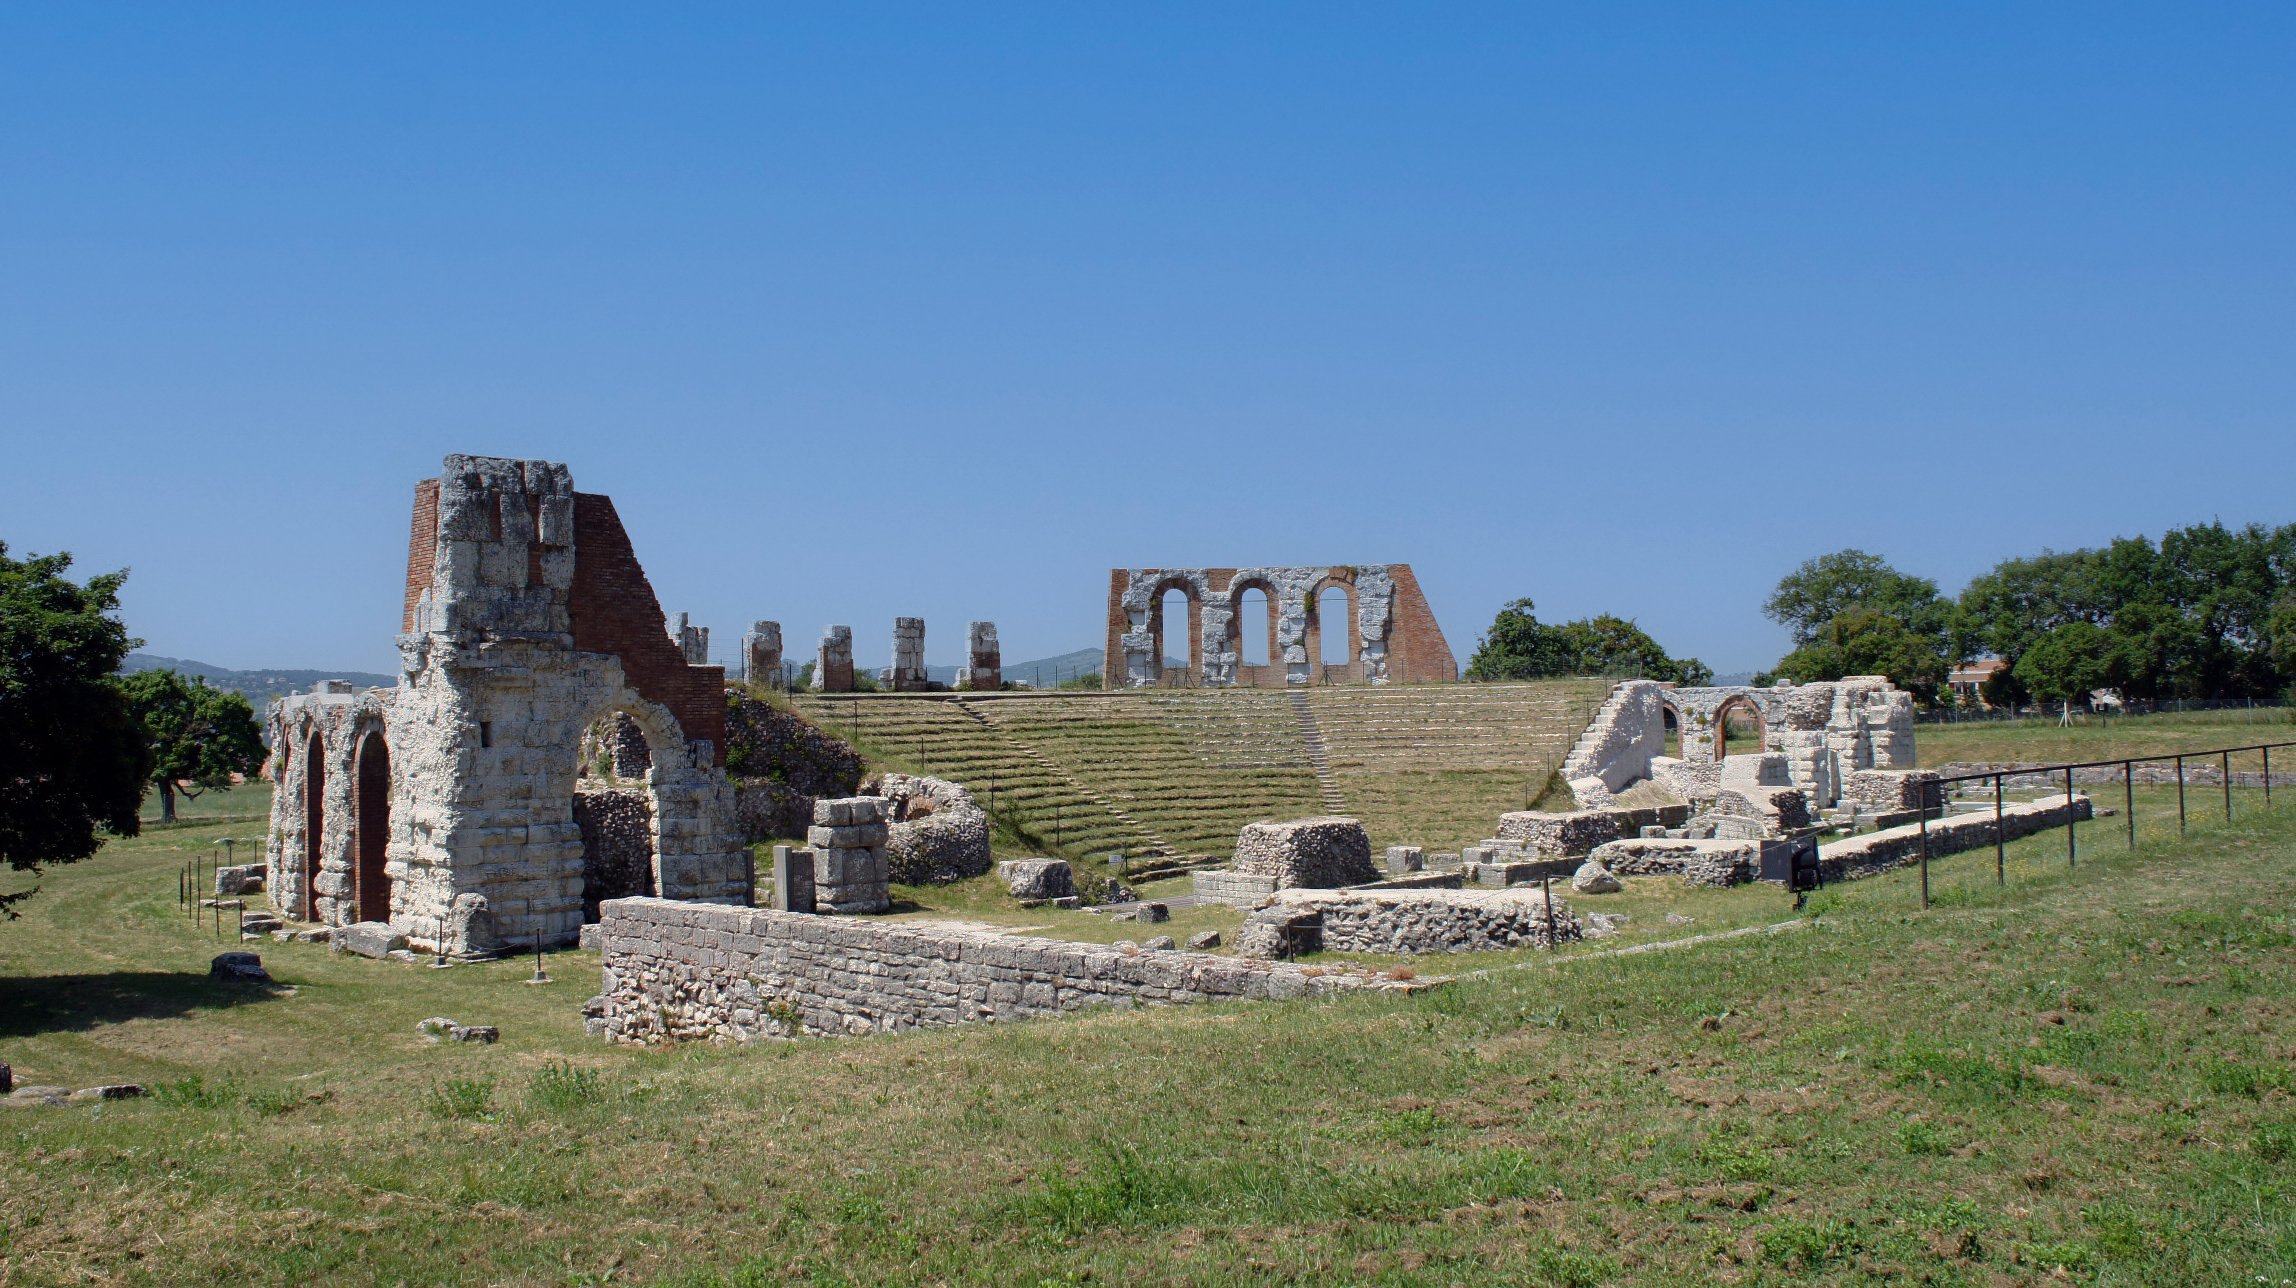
left=873, top=774, right=991, bottom=884
left=210, top=951, right=272, bottom=983
left=956, top=621, right=1001, bottom=691
left=1587, top=837, right=1762, bottom=888
left=449, top=1025, right=498, bottom=1044
left=742, top=620, right=783, bottom=686
left=1191, top=869, right=1280, bottom=907
left=812, top=625, right=856, bottom=692
left=1248, top=887, right=1581, bottom=957
left=1233, top=817, right=1376, bottom=888
left=1843, top=768, right=1942, bottom=813
left=770, top=845, right=817, bottom=914
left=577, top=923, right=602, bottom=951
left=1383, top=845, right=1424, bottom=874
left=213, top=864, right=265, bottom=896
left=998, top=858, right=1074, bottom=902
left=417, top=1017, right=458, bottom=1038
left=1816, top=793, right=2092, bottom=882
left=67, top=1084, right=145, bottom=1103
left=886, top=618, right=929, bottom=691
left=586, top=897, right=1390, bottom=1043
left=1565, top=676, right=1918, bottom=811
left=575, top=789, right=654, bottom=919
left=449, top=893, right=505, bottom=958
left=1135, top=902, right=1170, bottom=924
left=1185, top=931, right=1222, bottom=951
left=1141, top=935, right=1177, bottom=951
left=1105, top=565, right=1455, bottom=688
left=1495, top=810, right=1622, bottom=858
left=809, top=797, right=891, bottom=913
left=1570, top=860, right=1623, bottom=894
left=334, top=922, right=408, bottom=959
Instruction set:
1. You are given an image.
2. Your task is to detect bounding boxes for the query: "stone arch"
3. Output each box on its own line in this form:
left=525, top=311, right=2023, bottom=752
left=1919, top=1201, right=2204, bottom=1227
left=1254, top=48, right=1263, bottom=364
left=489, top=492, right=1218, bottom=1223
left=352, top=726, right=392, bottom=924
left=1309, top=573, right=1360, bottom=677
left=1713, top=693, right=1768, bottom=761
left=1147, top=574, right=1202, bottom=687
left=567, top=687, right=698, bottom=922
left=1227, top=574, right=1281, bottom=686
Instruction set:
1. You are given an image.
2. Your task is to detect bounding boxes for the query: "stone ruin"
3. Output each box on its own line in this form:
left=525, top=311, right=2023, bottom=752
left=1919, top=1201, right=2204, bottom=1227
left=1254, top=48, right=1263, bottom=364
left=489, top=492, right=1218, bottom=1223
left=811, top=625, right=855, bottom=692
left=742, top=620, right=783, bottom=686
left=1103, top=564, right=1456, bottom=688
left=670, top=613, right=709, bottom=665
left=957, top=621, right=1001, bottom=690
left=869, top=773, right=992, bottom=884
left=885, top=618, right=927, bottom=690
left=263, top=454, right=750, bottom=954
left=1562, top=676, right=1918, bottom=814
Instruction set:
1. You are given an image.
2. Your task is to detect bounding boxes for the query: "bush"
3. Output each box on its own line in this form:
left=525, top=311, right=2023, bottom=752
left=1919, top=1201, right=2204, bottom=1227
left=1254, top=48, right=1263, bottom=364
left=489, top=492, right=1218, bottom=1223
left=426, top=1077, right=497, bottom=1121
left=526, top=1062, right=603, bottom=1113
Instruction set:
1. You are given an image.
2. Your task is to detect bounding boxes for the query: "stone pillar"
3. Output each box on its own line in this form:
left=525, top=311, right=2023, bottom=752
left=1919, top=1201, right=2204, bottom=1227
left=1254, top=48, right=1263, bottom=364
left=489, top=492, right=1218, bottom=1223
left=742, top=621, right=783, bottom=686
left=809, top=797, right=889, bottom=914
left=770, top=844, right=816, bottom=914
left=812, top=625, right=855, bottom=692
left=670, top=612, right=710, bottom=666
left=890, top=618, right=927, bottom=691
left=958, top=621, right=1001, bottom=690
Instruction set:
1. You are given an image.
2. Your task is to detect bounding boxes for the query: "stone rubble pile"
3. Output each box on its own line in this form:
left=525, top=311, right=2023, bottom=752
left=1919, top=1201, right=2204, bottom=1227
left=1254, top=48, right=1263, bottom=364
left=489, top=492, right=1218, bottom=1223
left=872, top=773, right=992, bottom=884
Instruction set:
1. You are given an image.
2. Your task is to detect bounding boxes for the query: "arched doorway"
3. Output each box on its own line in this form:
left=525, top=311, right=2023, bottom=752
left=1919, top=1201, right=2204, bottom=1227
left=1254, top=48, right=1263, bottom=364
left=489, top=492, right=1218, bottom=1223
left=575, top=710, right=658, bottom=922
left=353, top=729, right=392, bottom=924
left=1715, top=695, right=1767, bottom=761
left=1316, top=583, right=1354, bottom=674
left=301, top=734, right=325, bottom=922
left=1154, top=584, right=1198, bottom=686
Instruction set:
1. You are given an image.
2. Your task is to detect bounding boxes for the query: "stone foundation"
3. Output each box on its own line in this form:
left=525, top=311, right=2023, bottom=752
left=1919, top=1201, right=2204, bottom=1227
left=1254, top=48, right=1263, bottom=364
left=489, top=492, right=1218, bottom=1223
left=1233, top=817, right=1377, bottom=888
left=584, top=896, right=1385, bottom=1042
left=1817, top=793, right=2093, bottom=882
left=1239, top=887, right=1582, bottom=958
left=1494, top=810, right=1621, bottom=857
left=1586, top=837, right=1764, bottom=888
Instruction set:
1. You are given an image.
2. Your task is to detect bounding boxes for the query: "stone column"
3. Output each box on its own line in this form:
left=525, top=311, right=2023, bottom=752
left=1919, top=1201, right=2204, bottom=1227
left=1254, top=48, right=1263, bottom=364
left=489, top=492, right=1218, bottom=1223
left=742, top=621, right=782, bottom=686
left=812, top=626, right=855, bottom=692
left=958, top=621, right=1001, bottom=690
left=890, top=618, right=927, bottom=691
left=809, top=797, right=889, bottom=914
left=670, top=612, right=710, bottom=666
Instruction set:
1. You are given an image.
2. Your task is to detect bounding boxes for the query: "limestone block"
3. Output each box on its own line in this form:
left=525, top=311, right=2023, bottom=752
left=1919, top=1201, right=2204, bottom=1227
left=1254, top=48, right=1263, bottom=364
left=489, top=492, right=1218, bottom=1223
left=1232, top=817, right=1376, bottom=889
left=335, top=922, right=408, bottom=959
left=998, top=858, right=1074, bottom=902
left=1384, top=845, right=1424, bottom=874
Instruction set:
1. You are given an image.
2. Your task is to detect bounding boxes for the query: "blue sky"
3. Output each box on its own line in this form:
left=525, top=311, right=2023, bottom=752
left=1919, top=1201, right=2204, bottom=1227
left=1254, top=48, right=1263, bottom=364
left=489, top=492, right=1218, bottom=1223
left=4, top=6, right=2292, bottom=676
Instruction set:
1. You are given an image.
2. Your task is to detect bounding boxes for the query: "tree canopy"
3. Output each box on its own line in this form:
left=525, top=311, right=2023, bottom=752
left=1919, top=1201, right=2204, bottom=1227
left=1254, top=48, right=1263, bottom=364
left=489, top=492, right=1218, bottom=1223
left=1763, top=550, right=1950, bottom=649
left=1769, top=607, right=1949, bottom=704
left=1466, top=599, right=1711, bottom=686
left=0, top=543, right=150, bottom=917
left=117, top=668, right=266, bottom=824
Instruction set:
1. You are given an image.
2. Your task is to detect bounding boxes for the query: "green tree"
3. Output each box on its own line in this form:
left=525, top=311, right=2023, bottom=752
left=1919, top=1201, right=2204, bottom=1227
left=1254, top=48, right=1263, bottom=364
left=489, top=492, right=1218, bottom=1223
left=1466, top=599, right=1710, bottom=685
left=1764, top=550, right=1949, bottom=649
left=1771, top=607, right=1949, bottom=705
left=2013, top=621, right=2133, bottom=705
left=0, top=543, right=151, bottom=917
left=117, top=669, right=266, bottom=824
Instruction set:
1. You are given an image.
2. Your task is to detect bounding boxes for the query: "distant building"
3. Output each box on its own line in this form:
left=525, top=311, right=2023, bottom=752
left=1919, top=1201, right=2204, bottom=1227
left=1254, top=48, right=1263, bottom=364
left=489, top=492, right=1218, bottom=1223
left=1949, top=658, right=2009, bottom=708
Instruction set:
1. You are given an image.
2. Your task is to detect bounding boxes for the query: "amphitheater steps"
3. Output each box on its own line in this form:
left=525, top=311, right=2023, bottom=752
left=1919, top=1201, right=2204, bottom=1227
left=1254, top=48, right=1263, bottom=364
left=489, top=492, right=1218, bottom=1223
left=1287, top=689, right=1347, bottom=813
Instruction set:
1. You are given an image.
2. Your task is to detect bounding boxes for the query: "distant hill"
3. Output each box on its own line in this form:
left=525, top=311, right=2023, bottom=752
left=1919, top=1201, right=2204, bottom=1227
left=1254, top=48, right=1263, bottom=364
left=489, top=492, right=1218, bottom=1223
left=122, top=653, right=396, bottom=712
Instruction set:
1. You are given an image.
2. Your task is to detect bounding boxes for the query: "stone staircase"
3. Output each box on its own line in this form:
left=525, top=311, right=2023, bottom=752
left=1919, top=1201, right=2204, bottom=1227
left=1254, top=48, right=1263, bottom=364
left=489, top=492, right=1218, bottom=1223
left=1287, top=689, right=1347, bottom=812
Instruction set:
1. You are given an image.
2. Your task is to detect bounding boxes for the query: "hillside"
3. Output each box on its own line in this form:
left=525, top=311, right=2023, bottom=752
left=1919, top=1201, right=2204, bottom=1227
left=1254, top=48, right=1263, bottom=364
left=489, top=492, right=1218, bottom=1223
left=121, top=652, right=397, bottom=710
left=788, top=678, right=1611, bottom=861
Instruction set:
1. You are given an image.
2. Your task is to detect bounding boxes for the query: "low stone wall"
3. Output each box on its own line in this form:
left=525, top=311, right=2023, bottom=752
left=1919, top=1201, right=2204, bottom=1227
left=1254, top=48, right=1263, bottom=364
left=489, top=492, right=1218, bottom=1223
left=1818, top=793, right=2093, bottom=881
left=1587, top=837, right=1762, bottom=888
left=1193, top=869, right=1281, bottom=907
left=584, top=897, right=1380, bottom=1042
left=1494, top=810, right=1620, bottom=857
left=1843, top=768, right=1941, bottom=812
left=1241, top=887, right=1581, bottom=958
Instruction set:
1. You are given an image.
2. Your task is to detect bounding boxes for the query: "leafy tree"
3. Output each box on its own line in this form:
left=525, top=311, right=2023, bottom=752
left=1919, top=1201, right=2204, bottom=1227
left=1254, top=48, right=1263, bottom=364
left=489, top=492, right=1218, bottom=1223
left=2013, top=621, right=2133, bottom=705
left=1467, top=599, right=1710, bottom=685
left=0, top=543, right=151, bottom=917
left=1764, top=550, right=1950, bottom=649
left=1771, top=607, right=1949, bottom=706
left=117, top=669, right=266, bottom=824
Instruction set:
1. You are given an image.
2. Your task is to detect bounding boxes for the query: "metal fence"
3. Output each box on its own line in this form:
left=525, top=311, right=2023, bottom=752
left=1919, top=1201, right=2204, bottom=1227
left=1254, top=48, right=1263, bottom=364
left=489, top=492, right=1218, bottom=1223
left=1917, top=696, right=2289, bottom=725
left=1913, top=739, right=2296, bottom=908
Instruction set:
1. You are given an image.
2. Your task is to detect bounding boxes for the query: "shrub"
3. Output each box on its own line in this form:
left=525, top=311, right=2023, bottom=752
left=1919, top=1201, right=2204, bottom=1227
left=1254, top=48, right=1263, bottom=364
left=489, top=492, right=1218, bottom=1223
left=526, top=1062, right=603, bottom=1113
left=427, top=1077, right=497, bottom=1121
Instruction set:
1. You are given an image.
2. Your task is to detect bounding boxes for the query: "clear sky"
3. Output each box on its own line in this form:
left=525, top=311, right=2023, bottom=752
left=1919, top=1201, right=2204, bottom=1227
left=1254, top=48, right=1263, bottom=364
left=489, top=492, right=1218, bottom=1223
left=4, top=6, right=2292, bottom=677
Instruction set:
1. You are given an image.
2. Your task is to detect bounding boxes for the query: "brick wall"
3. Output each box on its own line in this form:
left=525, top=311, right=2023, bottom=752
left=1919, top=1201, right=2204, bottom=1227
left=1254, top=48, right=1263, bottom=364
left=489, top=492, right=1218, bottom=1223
left=568, top=493, right=727, bottom=763
left=400, top=478, right=440, bottom=632
left=1101, top=563, right=1458, bottom=686
left=1384, top=564, right=1458, bottom=684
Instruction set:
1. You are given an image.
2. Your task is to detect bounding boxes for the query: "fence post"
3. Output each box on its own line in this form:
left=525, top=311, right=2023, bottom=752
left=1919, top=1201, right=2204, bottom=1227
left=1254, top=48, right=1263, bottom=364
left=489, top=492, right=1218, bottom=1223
left=2222, top=751, right=2232, bottom=821
left=2124, top=760, right=2135, bottom=849
left=1917, top=791, right=1931, bottom=909
left=2065, top=766, right=2076, bottom=867
left=2266, top=746, right=2274, bottom=808
left=1994, top=773, right=2006, bottom=885
left=2176, top=756, right=2187, bottom=834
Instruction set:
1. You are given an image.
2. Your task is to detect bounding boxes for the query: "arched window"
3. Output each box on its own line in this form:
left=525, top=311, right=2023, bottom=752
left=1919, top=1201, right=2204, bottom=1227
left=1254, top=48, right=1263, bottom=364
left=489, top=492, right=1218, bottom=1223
left=1318, top=585, right=1352, bottom=668
left=1157, top=587, right=1195, bottom=683
left=353, top=729, right=392, bottom=924
left=1237, top=585, right=1272, bottom=668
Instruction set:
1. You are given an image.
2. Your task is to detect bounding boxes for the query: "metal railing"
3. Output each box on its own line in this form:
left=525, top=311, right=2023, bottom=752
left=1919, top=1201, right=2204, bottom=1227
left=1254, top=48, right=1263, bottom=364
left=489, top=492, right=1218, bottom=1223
left=1912, top=739, right=2296, bottom=908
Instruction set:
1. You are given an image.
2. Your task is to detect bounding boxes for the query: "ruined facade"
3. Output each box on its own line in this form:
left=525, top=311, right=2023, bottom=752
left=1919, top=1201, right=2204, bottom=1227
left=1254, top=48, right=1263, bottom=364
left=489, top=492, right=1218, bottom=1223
left=741, top=620, right=782, bottom=685
left=1103, top=564, right=1455, bottom=688
left=264, top=454, right=749, bottom=953
left=1560, top=676, right=1917, bottom=812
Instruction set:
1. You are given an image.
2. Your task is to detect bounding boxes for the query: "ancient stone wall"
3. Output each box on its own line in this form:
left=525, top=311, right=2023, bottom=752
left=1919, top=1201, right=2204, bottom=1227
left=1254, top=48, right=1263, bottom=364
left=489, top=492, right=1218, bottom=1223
left=887, top=618, right=927, bottom=690
left=1102, top=565, right=1455, bottom=688
left=1242, top=887, right=1582, bottom=957
left=1564, top=676, right=1918, bottom=813
left=742, top=621, right=783, bottom=686
left=268, top=454, right=748, bottom=953
left=1816, top=793, right=2092, bottom=882
left=584, top=896, right=1376, bottom=1042
left=574, top=788, right=655, bottom=919
left=957, top=621, right=1001, bottom=691
left=723, top=693, right=865, bottom=840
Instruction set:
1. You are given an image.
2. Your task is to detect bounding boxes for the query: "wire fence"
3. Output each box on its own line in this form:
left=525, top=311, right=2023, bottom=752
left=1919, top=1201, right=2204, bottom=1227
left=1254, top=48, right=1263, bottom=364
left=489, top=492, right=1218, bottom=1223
left=1917, top=696, right=2290, bottom=725
left=1910, top=738, right=2296, bottom=909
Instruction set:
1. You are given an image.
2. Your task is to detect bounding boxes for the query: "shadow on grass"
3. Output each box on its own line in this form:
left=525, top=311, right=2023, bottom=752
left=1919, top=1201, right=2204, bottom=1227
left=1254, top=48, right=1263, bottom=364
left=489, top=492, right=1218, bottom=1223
left=0, top=971, right=285, bottom=1039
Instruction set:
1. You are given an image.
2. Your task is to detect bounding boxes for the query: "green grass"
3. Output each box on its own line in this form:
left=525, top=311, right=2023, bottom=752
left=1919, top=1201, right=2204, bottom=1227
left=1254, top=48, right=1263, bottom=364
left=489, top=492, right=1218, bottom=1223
left=6, top=766, right=2296, bottom=1285
left=1916, top=706, right=2295, bottom=771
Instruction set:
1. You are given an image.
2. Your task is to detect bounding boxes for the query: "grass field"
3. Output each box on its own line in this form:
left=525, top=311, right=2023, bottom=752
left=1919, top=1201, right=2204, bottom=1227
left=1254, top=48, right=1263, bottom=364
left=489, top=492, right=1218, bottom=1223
left=4, top=738, right=2294, bottom=1285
